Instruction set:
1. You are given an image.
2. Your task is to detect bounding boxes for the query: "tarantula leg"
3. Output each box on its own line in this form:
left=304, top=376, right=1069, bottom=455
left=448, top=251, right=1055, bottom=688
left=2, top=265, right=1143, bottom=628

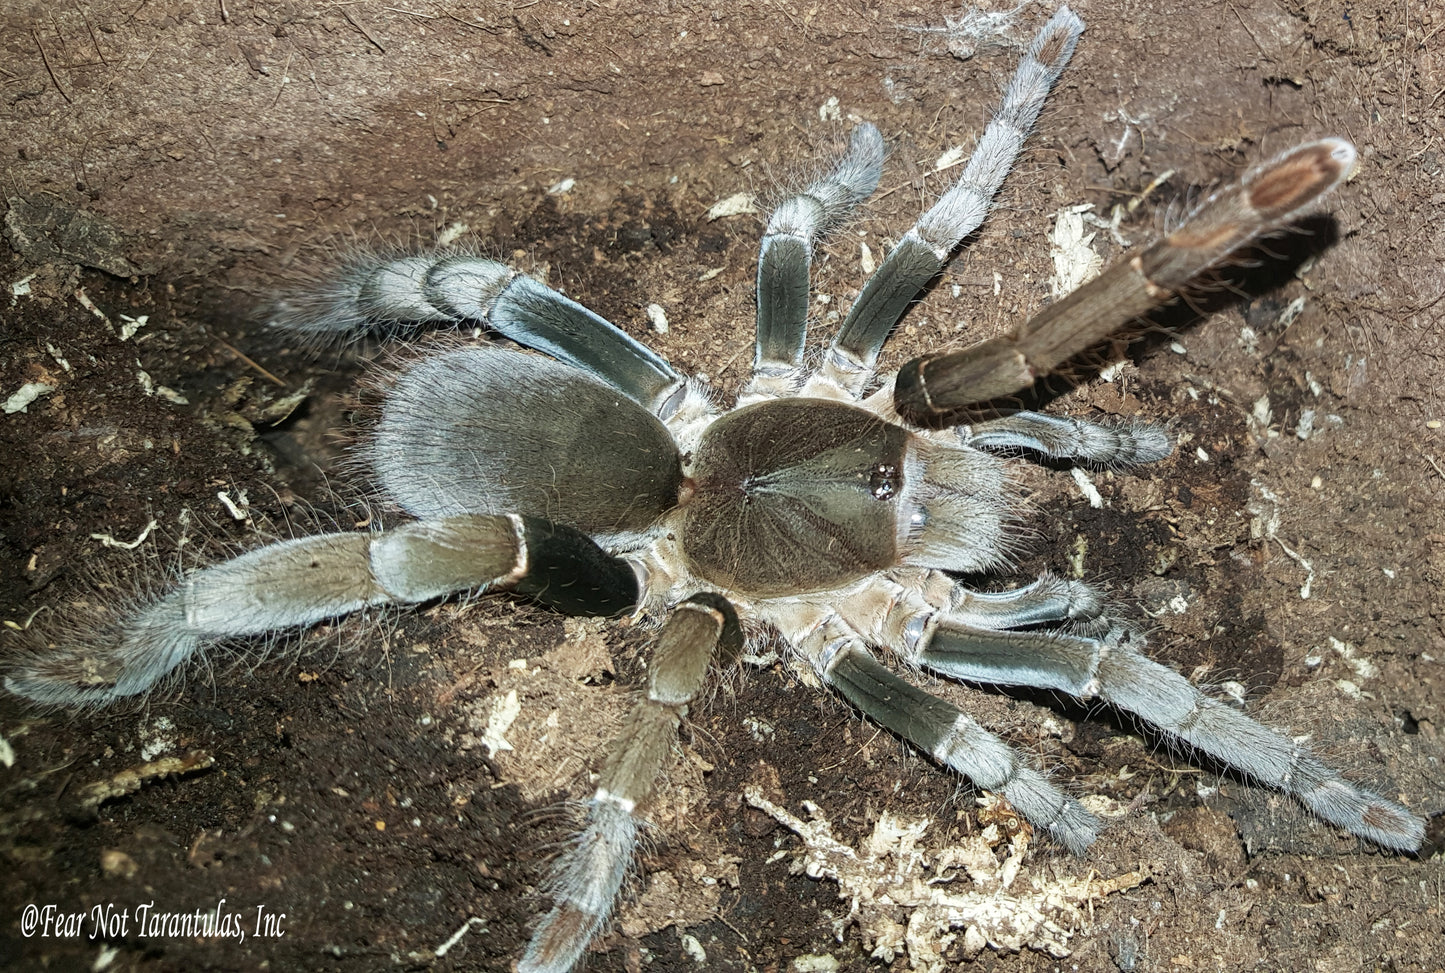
left=745, top=124, right=886, bottom=400
left=507, top=517, right=641, bottom=617
left=945, top=572, right=1106, bottom=629
left=522, top=593, right=741, bottom=973
left=915, top=619, right=1426, bottom=851
left=911, top=617, right=1104, bottom=690
left=818, top=6, right=1084, bottom=395
left=962, top=411, right=1173, bottom=466
left=272, top=255, right=685, bottom=416
left=809, top=626, right=1099, bottom=854
left=894, top=138, right=1359, bottom=417
left=5, top=515, right=636, bottom=707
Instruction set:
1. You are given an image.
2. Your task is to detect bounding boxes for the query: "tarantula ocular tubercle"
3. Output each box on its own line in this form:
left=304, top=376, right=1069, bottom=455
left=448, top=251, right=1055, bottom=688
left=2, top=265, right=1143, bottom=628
left=5, top=7, right=1424, bottom=973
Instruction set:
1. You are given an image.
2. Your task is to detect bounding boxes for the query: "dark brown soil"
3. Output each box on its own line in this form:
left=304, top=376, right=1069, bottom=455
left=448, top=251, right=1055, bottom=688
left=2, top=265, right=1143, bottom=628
left=2, top=2, right=1442, bottom=972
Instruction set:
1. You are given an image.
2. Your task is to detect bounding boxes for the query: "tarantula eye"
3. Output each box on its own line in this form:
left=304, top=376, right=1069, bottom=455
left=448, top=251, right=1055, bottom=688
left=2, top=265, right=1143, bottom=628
left=868, top=462, right=900, bottom=500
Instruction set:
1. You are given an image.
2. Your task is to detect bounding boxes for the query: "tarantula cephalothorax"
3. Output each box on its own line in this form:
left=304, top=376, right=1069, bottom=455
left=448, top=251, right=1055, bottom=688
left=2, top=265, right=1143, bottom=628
left=6, top=7, right=1425, bottom=972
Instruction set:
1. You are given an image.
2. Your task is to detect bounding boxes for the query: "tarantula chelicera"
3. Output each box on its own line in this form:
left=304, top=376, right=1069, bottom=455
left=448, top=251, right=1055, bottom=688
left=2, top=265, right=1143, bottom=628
left=6, top=6, right=1425, bottom=971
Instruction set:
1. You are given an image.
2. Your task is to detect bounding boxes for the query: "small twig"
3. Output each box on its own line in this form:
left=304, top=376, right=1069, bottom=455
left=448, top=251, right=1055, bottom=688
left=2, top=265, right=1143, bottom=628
left=91, top=519, right=159, bottom=550
left=32, top=28, right=72, bottom=104
left=341, top=8, right=386, bottom=53
left=216, top=336, right=286, bottom=386
left=1226, top=1, right=1266, bottom=58
left=1272, top=535, right=1316, bottom=600
left=75, top=1, right=109, bottom=65
left=385, top=5, right=438, bottom=19
left=434, top=917, right=486, bottom=957
left=270, top=50, right=294, bottom=107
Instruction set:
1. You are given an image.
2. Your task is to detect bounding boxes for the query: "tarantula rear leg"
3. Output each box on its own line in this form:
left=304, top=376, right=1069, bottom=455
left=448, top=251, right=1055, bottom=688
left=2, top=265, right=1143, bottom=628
left=522, top=593, right=742, bottom=973
left=911, top=617, right=1426, bottom=851
left=4, top=514, right=637, bottom=707
left=894, top=139, right=1359, bottom=417
left=273, top=255, right=686, bottom=416
left=802, top=618, right=1100, bottom=854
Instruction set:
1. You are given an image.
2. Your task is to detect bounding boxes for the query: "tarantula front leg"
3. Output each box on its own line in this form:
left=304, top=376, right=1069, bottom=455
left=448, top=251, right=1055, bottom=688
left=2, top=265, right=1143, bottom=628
left=5, top=515, right=637, bottom=707
left=814, top=6, right=1084, bottom=396
left=272, top=256, right=685, bottom=416
left=894, top=138, right=1359, bottom=417
left=801, top=617, right=1100, bottom=854
left=521, top=593, right=742, bottom=973
left=910, top=616, right=1426, bottom=851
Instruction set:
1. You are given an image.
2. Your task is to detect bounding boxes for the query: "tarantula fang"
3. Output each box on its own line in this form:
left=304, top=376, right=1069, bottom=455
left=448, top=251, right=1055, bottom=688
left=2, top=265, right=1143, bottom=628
left=5, top=7, right=1423, bottom=972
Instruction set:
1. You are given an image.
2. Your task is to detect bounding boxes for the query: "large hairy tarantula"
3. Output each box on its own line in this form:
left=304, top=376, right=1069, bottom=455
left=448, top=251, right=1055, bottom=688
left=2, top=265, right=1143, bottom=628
left=6, top=7, right=1423, bottom=971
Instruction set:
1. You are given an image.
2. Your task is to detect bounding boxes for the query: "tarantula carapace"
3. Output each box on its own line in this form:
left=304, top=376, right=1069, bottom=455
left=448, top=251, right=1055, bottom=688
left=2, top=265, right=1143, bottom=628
left=6, top=7, right=1423, bottom=972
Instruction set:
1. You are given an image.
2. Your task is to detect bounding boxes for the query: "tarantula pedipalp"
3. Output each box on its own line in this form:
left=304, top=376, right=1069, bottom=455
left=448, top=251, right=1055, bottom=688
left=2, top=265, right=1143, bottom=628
left=4, top=6, right=1425, bottom=972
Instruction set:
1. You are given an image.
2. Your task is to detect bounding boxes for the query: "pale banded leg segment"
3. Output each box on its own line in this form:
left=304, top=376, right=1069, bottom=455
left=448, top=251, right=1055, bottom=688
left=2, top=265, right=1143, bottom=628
left=5, top=515, right=638, bottom=708
left=271, top=254, right=684, bottom=416
left=895, top=138, right=1360, bottom=418
left=521, top=593, right=742, bottom=973
left=818, top=6, right=1084, bottom=395
left=944, top=573, right=1107, bottom=630
left=914, top=619, right=1427, bottom=851
left=963, top=411, right=1174, bottom=467
left=746, top=124, right=886, bottom=400
left=814, top=633, right=1100, bottom=854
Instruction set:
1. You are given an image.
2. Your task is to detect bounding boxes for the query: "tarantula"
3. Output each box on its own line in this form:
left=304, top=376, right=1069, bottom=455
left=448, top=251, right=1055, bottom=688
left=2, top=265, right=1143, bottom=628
left=6, top=6, right=1424, bottom=971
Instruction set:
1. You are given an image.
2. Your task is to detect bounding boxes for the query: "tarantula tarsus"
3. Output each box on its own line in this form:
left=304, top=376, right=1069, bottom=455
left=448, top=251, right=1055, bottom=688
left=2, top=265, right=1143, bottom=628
left=5, top=6, right=1424, bottom=972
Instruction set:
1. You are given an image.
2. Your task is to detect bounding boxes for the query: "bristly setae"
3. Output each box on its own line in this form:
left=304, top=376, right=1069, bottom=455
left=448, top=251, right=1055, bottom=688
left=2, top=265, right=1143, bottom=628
left=5, top=6, right=1423, bottom=971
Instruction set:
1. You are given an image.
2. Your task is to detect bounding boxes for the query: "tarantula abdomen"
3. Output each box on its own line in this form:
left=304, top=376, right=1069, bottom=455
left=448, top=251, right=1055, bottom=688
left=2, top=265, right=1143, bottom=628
left=373, top=345, right=685, bottom=535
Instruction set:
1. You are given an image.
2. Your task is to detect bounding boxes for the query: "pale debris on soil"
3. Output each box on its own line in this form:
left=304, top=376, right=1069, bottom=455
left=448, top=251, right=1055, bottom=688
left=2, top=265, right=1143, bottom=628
left=480, top=688, right=522, bottom=757
left=706, top=192, right=758, bottom=220
left=1247, top=480, right=1317, bottom=599
left=744, top=786, right=1145, bottom=972
left=4, top=381, right=54, bottom=413
left=453, top=616, right=626, bottom=798
left=448, top=614, right=729, bottom=942
left=1047, top=203, right=1104, bottom=299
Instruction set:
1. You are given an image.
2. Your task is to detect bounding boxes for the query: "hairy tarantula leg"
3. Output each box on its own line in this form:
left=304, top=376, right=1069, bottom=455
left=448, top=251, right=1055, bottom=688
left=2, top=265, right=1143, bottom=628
left=522, top=593, right=742, bottom=973
left=915, top=620, right=1426, bottom=851
left=962, top=411, right=1174, bottom=467
left=272, top=255, right=685, bottom=416
left=895, top=138, right=1359, bottom=417
left=816, top=6, right=1084, bottom=395
left=809, top=627, right=1099, bottom=854
left=5, top=516, right=637, bottom=707
left=745, top=124, right=886, bottom=400
left=945, top=573, right=1107, bottom=629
